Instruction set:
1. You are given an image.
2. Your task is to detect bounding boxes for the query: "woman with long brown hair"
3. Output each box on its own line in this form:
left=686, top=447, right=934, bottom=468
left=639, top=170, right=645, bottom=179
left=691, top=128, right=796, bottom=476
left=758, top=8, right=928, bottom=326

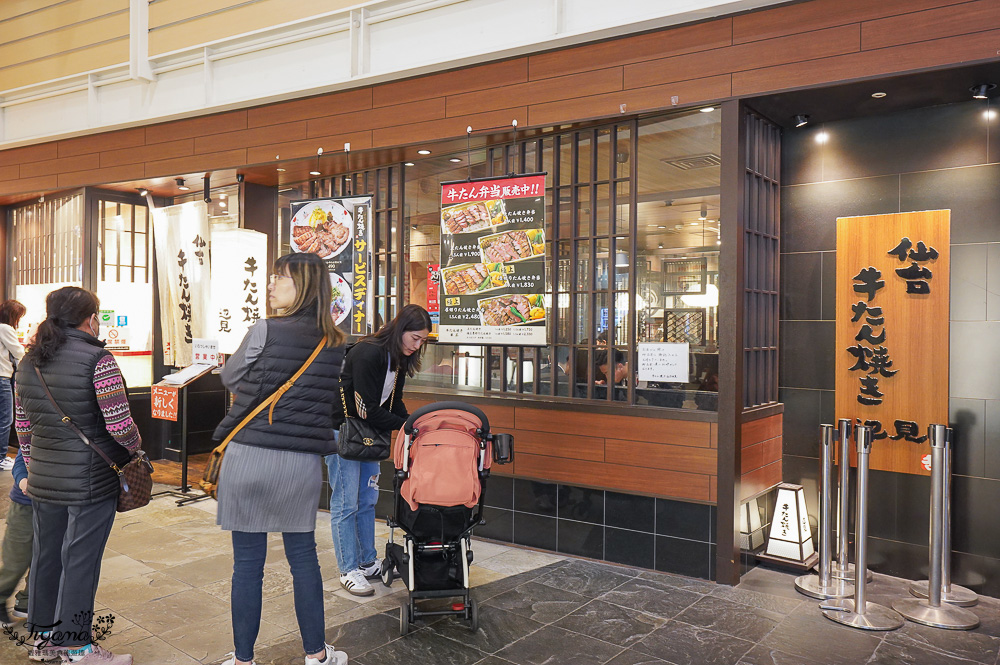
left=326, top=304, right=431, bottom=597
left=213, top=252, right=348, bottom=665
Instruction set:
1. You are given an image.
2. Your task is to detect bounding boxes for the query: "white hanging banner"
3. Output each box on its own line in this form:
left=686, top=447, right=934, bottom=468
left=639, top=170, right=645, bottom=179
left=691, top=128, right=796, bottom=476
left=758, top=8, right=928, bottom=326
left=210, top=229, right=268, bottom=354
left=152, top=201, right=211, bottom=367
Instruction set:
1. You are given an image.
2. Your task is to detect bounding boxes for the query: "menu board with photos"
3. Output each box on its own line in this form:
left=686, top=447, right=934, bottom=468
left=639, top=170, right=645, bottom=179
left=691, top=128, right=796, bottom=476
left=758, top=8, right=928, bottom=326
left=438, top=174, right=547, bottom=345
left=289, top=196, right=373, bottom=336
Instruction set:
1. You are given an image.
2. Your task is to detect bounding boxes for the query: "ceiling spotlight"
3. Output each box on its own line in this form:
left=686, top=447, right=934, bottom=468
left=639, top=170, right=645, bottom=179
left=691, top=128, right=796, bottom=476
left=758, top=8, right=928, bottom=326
left=658, top=243, right=664, bottom=249
left=219, top=200, right=227, bottom=208
left=794, top=114, right=810, bottom=128
left=276, top=168, right=286, bottom=172
left=417, top=149, right=431, bottom=155
left=699, top=107, right=715, bottom=113
left=449, top=157, right=462, bottom=163
left=175, top=178, right=189, bottom=191
left=137, top=188, right=148, bottom=196
left=404, top=162, right=415, bottom=167
left=871, top=92, right=887, bottom=98
left=699, top=203, right=707, bottom=221
left=971, top=83, right=996, bottom=99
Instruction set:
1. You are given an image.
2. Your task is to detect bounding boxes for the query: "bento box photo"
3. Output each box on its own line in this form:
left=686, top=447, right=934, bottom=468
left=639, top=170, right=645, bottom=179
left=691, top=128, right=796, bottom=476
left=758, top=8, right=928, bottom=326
left=441, top=263, right=509, bottom=297
left=477, top=294, right=545, bottom=327
left=477, top=229, right=544, bottom=264
left=441, top=200, right=507, bottom=234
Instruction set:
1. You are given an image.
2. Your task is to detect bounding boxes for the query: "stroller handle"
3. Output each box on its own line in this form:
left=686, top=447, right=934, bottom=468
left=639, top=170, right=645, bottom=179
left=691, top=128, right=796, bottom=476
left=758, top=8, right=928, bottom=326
left=403, top=401, right=490, bottom=435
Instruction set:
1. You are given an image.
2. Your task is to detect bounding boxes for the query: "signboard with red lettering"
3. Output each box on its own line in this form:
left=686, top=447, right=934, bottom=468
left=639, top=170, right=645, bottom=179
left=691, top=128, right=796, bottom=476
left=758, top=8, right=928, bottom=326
left=439, top=174, right=547, bottom=345
left=151, top=385, right=179, bottom=421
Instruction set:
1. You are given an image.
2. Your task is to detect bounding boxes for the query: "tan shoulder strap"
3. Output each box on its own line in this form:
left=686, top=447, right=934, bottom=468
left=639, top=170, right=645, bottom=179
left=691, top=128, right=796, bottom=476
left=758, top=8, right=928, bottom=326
left=212, top=336, right=327, bottom=455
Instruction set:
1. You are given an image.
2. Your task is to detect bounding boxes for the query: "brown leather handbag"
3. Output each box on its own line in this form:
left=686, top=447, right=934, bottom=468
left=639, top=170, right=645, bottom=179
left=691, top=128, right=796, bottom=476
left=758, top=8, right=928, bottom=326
left=201, top=336, right=327, bottom=499
left=33, top=364, right=154, bottom=512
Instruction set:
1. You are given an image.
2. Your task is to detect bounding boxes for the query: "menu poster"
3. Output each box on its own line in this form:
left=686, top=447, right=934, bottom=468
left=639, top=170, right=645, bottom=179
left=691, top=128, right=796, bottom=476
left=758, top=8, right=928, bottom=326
left=289, top=196, right=373, bottom=336
left=438, top=174, right=547, bottom=345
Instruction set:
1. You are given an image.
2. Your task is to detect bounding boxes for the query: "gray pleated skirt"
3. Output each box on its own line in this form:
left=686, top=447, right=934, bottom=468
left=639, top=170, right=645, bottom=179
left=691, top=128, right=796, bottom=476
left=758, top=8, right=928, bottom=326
left=216, top=441, right=323, bottom=533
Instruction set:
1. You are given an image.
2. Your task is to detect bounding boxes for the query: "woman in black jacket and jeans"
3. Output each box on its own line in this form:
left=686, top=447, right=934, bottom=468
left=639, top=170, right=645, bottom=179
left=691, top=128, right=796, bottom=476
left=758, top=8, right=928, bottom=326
left=327, top=305, right=431, bottom=596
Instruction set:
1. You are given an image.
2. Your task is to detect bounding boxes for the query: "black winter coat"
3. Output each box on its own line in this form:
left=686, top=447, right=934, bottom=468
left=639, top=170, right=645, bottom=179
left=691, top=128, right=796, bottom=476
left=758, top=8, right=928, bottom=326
left=333, top=340, right=408, bottom=433
left=213, top=311, right=345, bottom=455
left=16, top=329, right=132, bottom=505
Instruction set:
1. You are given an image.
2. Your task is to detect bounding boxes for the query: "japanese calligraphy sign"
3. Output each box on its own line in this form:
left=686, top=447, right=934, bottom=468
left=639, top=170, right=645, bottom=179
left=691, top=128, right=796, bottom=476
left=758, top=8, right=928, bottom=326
left=289, top=196, right=372, bottom=336
left=836, top=210, right=950, bottom=475
left=210, top=229, right=268, bottom=354
left=151, top=385, right=179, bottom=421
left=152, top=201, right=211, bottom=367
left=439, top=174, right=547, bottom=345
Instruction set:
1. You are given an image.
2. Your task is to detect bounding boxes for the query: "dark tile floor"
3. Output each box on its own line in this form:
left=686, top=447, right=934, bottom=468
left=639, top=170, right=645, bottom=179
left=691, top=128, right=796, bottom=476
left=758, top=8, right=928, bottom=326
left=252, top=560, right=1000, bottom=665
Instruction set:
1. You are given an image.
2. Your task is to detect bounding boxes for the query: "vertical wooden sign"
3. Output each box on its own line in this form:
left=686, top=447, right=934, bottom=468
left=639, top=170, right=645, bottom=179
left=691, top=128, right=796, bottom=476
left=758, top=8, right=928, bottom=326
left=835, top=210, right=949, bottom=475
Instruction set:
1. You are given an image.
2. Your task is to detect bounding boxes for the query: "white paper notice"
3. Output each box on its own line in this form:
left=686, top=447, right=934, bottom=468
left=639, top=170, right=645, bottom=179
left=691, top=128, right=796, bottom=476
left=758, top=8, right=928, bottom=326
left=637, top=342, right=689, bottom=382
left=192, top=338, right=221, bottom=366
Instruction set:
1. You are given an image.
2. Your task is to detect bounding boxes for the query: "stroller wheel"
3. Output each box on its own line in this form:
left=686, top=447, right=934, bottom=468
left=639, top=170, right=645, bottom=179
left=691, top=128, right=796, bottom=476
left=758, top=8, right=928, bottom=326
left=381, top=560, right=393, bottom=587
left=399, top=601, right=411, bottom=636
left=468, top=598, right=479, bottom=632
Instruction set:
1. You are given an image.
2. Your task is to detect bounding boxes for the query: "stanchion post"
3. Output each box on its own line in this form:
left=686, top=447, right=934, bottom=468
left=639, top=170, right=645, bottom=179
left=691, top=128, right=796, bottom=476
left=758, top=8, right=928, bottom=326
left=795, top=424, right=853, bottom=599
left=892, top=425, right=980, bottom=629
left=909, top=428, right=978, bottom=606
left=821, top=425, right=902, bottom=630
left=832, top=418, right=871, bottom=583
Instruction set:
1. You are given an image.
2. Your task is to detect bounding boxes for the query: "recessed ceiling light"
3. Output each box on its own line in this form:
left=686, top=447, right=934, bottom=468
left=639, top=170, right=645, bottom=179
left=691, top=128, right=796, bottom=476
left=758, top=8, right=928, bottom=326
left=690, top=222, right=699, bottom=226
left=449, top=158, right=462, bottom=163
left=717, top=240, right=721, bottom=245
left=872, top=92, right=887, bottom=99
left=404, top=162, right=415, bottom=167
left=137, top=188, right=148, bottom=196
left=417, top=149, right=432, bottom=155
left=219, top=200, right=227, bottom=208
left=658, top=244, right=663, bottom=249
left=699, top=107, right=715, bottom=113
left=657, top=225, right=665, bottom=229
left=276, top=168, right=286, bottom=172
left=309, top=170, right=321, bottom=176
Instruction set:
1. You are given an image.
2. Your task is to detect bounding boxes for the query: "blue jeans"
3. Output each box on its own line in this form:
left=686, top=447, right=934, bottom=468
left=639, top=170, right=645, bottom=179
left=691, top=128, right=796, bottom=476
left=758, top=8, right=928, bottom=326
left=0, top=378, right=12, bottom=454
left=325, top=454, right=379, bottom=574
left=231, top=531, right=324, bottom=662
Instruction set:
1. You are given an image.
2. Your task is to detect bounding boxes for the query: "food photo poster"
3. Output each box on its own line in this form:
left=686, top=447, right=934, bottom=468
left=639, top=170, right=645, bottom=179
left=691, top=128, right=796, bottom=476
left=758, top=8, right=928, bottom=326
left=438, top=174, right=547, bottom=345
left=288, top=196, right=373, bottom=335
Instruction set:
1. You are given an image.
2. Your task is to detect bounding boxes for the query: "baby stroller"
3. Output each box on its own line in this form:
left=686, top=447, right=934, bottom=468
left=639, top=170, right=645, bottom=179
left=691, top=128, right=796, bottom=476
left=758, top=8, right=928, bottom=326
left=380, top=401, right=513, bottom=635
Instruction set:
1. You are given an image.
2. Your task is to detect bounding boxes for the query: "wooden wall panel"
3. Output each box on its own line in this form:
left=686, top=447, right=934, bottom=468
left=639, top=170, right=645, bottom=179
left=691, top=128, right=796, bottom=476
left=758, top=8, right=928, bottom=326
left=606, top=439, right=716, bottom=475
left=306, top=99, right=447, bottom=139
left=741, top=414, right=782, bottom=448
left=517, top=453, right=711, bottom=502
left=740, top=460, right=782, bottom=501
left=58, top=128, right=146, bottom=159
left=515, top=407, right=711, bottom=447
left=373, top=59, right=528, bottom=107
left=528, top=19, right=733, bottom=81
left=144, top=148, right=248, bottom=178
left=731, top=0, right=968, bottom=44
left=623, top=25, right=860, bottom=90
left=245, top=130, right=373, bottom=164
left=860, top=0, right=1000, bottom=50
left=19, top=154, right=100, bottom=180
left=373, top=108, right=529, bottom=149
left=194, top=123, right=308, bottom=156
left=446, top=68, right=623, bottom=118
left=148, top=111, right=248, bottom=145
left=248, top=88, right=373, bottom=128
left=732, top=28, right=1000, bottom=97
left=100, top=139, right=194, bottom=168
left=513, top=430, right=605, bottom=462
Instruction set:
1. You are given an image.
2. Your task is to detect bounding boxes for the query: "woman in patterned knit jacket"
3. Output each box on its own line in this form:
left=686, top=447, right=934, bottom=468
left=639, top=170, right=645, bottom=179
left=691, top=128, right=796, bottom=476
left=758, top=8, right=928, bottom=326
left=14, top=286, right=143, bottom=665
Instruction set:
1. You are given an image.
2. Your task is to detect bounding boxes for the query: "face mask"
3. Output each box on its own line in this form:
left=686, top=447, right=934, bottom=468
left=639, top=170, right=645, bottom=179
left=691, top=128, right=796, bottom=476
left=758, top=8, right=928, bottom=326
left=89, top=316, right=99, bottom=337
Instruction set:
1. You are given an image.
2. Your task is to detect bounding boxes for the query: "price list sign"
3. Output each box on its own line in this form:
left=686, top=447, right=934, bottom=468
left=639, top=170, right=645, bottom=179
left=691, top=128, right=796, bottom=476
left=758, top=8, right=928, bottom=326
left=438, top=174, right=547, bottom=345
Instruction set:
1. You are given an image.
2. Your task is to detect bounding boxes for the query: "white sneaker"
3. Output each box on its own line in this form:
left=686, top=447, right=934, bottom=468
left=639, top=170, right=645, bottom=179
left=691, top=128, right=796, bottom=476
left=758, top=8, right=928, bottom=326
left=305, top=644, right=348, bottom=665
left=219, top=653, right=256, bottom=665
left=0, top=456, right=13, bottom=471
left=339, top=569, right=374, bottom=596
left=359, top=559, right=382, bottom=578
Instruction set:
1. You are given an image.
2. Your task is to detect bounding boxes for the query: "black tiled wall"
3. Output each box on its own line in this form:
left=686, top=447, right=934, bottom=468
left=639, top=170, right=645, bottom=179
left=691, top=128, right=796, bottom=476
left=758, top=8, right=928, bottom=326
left=345, top=469, right=717, bottom=581
left=779, top=98, right=1000, bottom=598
